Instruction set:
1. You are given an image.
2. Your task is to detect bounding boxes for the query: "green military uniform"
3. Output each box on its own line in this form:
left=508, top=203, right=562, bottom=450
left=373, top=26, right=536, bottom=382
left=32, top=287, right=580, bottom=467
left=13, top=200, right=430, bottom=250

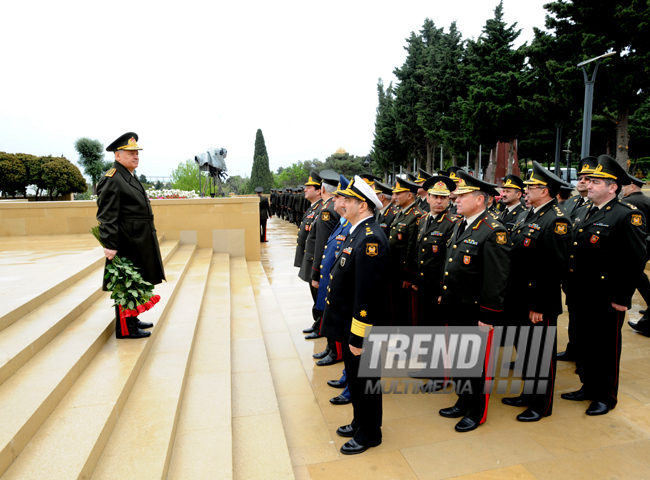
left=96, top=133, right=165, bottom=339
left=439, top=171, right=510, bottom=432
left=503, top=162, right=572, bottom=421
left=498, top=175, right=528, bottom=233
left=564, top=155, right=646, bottom=415
left=388, top=178, right=424, bottom=326
left=415, top=176, right=460, bottom=326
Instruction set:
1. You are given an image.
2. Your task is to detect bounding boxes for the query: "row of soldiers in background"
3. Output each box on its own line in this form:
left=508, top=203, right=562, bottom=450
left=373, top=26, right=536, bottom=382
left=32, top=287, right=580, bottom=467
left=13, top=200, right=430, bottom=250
left=289, top=154, right=649, bottom=452
left=269, top=187, right=310, bottom=226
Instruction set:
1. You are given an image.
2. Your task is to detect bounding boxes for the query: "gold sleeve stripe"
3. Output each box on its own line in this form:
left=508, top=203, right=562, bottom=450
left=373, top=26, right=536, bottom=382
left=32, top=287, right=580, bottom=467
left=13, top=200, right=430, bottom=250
left=351, top=318, right=373, bottom=337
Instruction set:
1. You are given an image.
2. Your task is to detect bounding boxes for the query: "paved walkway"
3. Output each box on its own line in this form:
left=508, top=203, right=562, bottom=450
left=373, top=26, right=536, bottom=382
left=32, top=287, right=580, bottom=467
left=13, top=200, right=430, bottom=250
left=261, top=216, right=650, bottom=480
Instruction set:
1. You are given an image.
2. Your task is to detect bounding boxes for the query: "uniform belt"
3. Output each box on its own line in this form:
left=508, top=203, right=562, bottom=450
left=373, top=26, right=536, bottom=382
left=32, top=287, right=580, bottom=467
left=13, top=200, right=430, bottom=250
left=122, top=215, right=154, bottom=220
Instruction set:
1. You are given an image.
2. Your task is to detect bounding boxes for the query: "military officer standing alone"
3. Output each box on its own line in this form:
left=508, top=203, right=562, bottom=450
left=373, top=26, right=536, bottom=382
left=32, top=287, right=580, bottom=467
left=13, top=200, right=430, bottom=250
left=321, top=176, right=389, bottom=455
left=438, top=171, right=510, bottom=432
left=562, top=155, right=646, bottom=415
left=501, top=161, right=572, bottom=422
left=96, top=132, right=165, bottom=339
left=255, top=186, right=271, bottom=242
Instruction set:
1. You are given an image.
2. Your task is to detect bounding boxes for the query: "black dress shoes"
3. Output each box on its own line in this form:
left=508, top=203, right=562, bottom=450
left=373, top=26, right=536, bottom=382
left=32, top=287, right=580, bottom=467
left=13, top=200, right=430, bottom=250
left=336, top=424, right=356, bottom=437
left=116, top=327, right=151, bottom=339
left=586, top=401, right=611, bottom=416
left=316, top=354, right=342, bottom=366
left=502, top=396, right=528, bottom=407
left=455, top=416, right=479, bottom=432
left=131, top=318, right=153, bottom=329
left=517, top=408, right=550, bottom=422
left=327, top=379, right=346, bottom=389
left=340, top=438, right=381, bottom=455
left=302, top=326, right=316, bottom=334
left=313, top=349, right=330, bottom=359
left=556, top=350, right=575, bottom=361
left=628, top=320, right=650, bottom=336
left=304, top=331, right=322, bottom=340
left=330, top=395, right=351, bottom=405
left=439, top=406, right=465, bottom=418
left=640, top=309, right=646, bottom=315
left=561, top=389, right=590, bottom=401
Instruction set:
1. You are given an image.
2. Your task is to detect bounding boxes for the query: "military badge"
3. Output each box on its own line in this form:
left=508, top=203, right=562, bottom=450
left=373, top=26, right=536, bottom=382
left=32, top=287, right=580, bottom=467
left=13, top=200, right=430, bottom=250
left=432, top=245, right=438, bottom=253
left=397, top=233, right=403, bottom=240
left=336, top=235, right=346, bottom=241
left=366, top=243, right=378, bottom=256
left=590, top=235, right=599, bottom=244
left=340, top=257, right=346, bottom=267
left=496, top=232, right=507, bottom=245
left=105, top=168, right=116, bottom=177
left=305, top=225, right=310, bottom=231
left=523, top=238, right=531, bottom=247
left=343, top=247, right=353, bottom=255
left=463, top=255, right=471, bottom=264
left=322, top=211, right=330, bottom=221
left=632, top=214, right=642, bottom=226
left=555, top=223, right=567, bottom=235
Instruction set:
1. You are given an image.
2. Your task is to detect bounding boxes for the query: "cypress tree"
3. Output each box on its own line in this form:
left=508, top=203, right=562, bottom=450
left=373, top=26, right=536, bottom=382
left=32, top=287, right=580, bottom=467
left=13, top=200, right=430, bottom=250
left=250, top=129, right=273, bottom=193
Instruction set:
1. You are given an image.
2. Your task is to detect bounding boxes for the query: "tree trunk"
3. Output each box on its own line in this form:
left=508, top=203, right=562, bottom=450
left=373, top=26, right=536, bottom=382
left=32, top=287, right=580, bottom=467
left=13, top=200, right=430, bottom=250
left=92, top=182, right=97, bottom=196
left=425, top=142, right=432, bottom=173
left=474, top=150, right=480, bottom=178
left=507, top=138, right=516, bottom=175
left=616, top=108, right=630, bottom=171
left=452, top=154, right=457, bottom=166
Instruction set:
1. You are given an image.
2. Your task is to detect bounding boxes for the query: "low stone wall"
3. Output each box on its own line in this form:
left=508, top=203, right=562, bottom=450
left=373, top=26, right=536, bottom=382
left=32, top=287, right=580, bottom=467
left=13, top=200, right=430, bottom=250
left=0, top=197, right=261, bottom=261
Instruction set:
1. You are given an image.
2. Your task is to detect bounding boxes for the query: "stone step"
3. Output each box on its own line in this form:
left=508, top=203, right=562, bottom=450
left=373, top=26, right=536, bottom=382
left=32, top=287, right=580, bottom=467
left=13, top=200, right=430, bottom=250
left=229, top=257, right=294, bottom=480
left=0, top=234, right=165, bottom=333
left=167, top=253, right=232, bottom=480
left=0, top=248, right=105, bottom=333
left=0, top=239, right=179, bottom=387
left=91, top=248, right=212, bottom=480
left=248, top=261, right=338, bottom=474
left=0, top=243, right=195, bottom=479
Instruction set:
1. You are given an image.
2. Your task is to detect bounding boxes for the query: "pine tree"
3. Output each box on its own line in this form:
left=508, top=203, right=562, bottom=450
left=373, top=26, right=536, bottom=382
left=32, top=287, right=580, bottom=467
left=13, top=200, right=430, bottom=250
left=541, top=0, right=650, bottom=167
left=457, top=1, right=526, bottom=178
left=250, top=129, right=273, bottom=193
left=372, top=79, right=407, bottom=178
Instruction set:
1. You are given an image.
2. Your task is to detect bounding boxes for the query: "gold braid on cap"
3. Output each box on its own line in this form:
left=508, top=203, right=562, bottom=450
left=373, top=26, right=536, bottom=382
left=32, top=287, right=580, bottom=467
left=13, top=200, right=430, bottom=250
left=502, top=178, right=522, bottom=190
left=589, top=164, right=617, bottom=180
left=427, top=181, right=451, bottom=196
left=392, top=180, right=410, bottom=193
left=117, top=137, right=141, bottom=150
left=524, top=172, right=548, bottom=186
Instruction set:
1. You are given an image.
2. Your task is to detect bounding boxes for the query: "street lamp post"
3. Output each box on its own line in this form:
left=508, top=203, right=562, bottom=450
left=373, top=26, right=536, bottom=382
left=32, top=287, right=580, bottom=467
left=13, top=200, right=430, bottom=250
left=578, top=51, right=616, bottom=159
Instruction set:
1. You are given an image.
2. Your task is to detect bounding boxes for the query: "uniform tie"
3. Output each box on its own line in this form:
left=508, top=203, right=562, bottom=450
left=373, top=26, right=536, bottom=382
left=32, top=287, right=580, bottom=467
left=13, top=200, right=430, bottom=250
left=576, top=197, right=585, bottom=209
left=586, top=205, right=599, bottom=220
left=457, top=218, right=467, bottom=237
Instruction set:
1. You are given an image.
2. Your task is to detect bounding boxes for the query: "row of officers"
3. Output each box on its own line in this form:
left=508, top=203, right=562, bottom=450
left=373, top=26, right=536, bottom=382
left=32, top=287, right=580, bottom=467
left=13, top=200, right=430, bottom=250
left=285, top=155, right=649, bottom=456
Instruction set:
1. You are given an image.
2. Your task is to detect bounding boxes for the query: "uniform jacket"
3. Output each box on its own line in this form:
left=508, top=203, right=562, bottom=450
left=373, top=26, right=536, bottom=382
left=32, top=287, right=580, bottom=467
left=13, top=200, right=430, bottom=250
left=417, top=196, right=430, bottom=213
left=308, top=197, right=341, bottom=282
left=315, top=219, right=351, bottom=311
left=376, top=204, right=398, bottom=237
left=499, top=203, right=528, bottom=234
left=96, top=161, right=165, bottom=290
left=294, top=198, right=323, bottom=268
left=506, top=199, right=572, bottom=318
left=388, top=202, right=425, bottom=284
left=416, top=208, right=460, bottom=296
left=623, top=191, right=650, bottom=227
left=565, top=198, right=646, bottom=308
left=321, top=217, right=390, bottom=348
left=440, top=210, right=510, bottom=325
left=259, top=195, right=271, bottom=221
left=563, top=194, right=592, bottom=225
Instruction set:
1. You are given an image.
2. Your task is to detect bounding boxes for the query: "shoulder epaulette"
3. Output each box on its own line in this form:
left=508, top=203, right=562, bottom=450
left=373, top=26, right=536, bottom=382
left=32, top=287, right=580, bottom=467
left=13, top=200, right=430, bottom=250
left=105, top=168, right=116, bottom=177
left=619, top=201, right=637, bottom=210
left=552, top=205, right=565, bottom=217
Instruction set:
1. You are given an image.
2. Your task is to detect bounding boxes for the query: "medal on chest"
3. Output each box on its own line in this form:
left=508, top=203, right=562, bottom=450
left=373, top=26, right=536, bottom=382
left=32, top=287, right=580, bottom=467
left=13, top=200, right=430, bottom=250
left=523, top=238, right=531, bottom=247
left=432, top=245, right=438, bottom=253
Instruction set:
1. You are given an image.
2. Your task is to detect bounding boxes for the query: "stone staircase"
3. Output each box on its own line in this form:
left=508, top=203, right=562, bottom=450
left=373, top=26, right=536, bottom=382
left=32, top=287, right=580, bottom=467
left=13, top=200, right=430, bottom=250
left=0, top=233, right=299, bottom=480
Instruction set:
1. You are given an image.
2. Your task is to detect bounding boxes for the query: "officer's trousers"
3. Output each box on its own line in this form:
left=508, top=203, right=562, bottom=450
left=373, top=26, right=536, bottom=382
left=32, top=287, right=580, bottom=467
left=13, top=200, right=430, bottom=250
left=344, top=345, right=382, bottom=445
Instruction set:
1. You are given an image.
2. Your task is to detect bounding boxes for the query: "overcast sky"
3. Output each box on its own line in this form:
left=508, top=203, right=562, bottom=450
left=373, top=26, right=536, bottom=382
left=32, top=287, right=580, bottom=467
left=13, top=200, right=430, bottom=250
left=0, top=0, right=549, bottom=180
